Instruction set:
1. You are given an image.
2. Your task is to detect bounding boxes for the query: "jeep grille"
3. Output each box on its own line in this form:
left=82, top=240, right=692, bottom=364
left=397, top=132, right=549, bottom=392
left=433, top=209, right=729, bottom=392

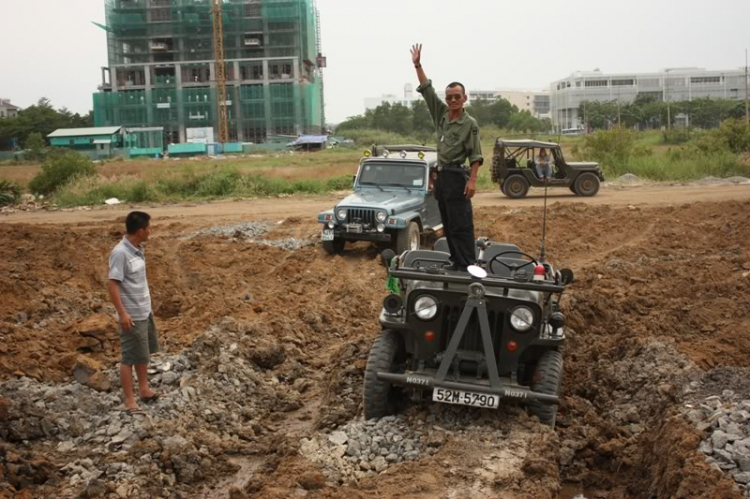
left=347, top=208, right=376, bottom=225
left=441, top=305, right=504, bottom=353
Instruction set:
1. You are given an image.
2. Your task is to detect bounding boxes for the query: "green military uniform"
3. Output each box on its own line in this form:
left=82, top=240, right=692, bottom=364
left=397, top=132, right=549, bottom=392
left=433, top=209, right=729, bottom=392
left=417, top=79, right=483, bottom=167
left=417, top=79, right=483, bottom=271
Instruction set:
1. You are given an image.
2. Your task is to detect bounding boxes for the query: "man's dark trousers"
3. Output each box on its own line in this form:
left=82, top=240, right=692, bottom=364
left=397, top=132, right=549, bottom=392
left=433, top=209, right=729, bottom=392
left=435, top=170, right=475, bottom=270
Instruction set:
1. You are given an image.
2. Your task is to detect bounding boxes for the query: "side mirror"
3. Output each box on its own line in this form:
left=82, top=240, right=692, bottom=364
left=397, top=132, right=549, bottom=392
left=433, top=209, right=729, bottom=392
left=381, top=249, right=396, bottom=269
left=559, top=269, right=574, bottom=286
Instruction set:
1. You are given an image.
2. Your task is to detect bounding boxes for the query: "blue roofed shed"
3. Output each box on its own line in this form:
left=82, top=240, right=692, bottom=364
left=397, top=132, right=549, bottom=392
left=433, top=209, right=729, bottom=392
left=47, top=126, right=123, bottom=159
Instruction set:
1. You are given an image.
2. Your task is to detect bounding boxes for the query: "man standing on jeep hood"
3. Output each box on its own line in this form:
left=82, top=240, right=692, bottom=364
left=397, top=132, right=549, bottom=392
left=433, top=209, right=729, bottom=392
left=411, top=43, right=482, bottom=272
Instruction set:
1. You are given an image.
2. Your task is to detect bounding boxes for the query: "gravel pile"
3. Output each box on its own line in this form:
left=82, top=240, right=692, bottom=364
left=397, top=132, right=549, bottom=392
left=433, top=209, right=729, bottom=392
left=0, top=320, right=305, bottom=497
left=188, top=222, right=315, bottom=250
left=682, top=367, right=750, bottom=496
left=190, top=222, right=270, bottom=239
left=300, top=415, right=429, bottom=483
left=300, top=401, right=533, bottom=486
left=688, top=393, right=750, bottom=493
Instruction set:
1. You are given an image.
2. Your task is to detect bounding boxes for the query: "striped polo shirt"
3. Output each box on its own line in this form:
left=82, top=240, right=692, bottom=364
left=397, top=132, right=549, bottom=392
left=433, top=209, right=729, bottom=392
left=108, top=237, right=152, bottom=321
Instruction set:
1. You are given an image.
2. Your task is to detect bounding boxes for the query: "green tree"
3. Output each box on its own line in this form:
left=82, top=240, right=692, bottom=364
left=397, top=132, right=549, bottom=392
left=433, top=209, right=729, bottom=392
left=465, top=98, right=515, bottom=128
left=411, top=100, right=433, bottom=136
left=25, top=132, right=46, bottom=161
left=28, top=151, right=97, bottom=195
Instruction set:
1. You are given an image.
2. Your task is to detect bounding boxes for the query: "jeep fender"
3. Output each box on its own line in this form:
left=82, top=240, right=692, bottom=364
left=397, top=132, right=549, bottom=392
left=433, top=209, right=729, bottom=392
left=391, top=211, right=422, bottom=231
left=317, top=209, right=334, bottom=224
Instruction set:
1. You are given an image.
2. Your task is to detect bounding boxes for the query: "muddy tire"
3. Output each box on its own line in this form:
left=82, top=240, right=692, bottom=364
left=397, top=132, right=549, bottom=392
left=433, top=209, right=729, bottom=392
left=363, top=329, right=404, bottom=420
left=395, top=221, right=420, bottom=254
left=503, top=175, right=530, bottom=199
left=569, top=185, right=577, bottom=193
left=528, top=350, right=563, bottom=427
left=573, top=173, right=600, bottom=196
left=322, top=238, right=345, bottom=255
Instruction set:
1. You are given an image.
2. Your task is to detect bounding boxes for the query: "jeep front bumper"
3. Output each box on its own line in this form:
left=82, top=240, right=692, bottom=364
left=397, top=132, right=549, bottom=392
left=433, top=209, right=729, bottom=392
left=324, top=226, right=392, bottom=242
left=376, top=371, right=559, bottom=405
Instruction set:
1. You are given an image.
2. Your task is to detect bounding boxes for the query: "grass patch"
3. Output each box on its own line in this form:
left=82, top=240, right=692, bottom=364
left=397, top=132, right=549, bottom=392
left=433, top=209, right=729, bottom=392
left=54, top=167, right=355, bottom=207
left=613, top=150, right=748, bottom=181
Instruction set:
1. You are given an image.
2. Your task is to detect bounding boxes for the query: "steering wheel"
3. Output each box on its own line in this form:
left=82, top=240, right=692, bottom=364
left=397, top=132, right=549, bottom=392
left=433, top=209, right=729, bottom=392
left=487, top=250, right=539, bottom=276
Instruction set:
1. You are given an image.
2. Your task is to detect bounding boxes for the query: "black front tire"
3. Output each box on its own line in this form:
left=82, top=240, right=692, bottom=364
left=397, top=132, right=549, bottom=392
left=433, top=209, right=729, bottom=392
left=395, top=221, right=420, bottom=254
left=573, top=173, right=600, bottom=196
left=363, top=329, right=404, bottom=420
left=322, top=238, right=345, bottom=255
left=528, top=350, right=564, bottom=427
left=503, top=175, right=530, bottom=199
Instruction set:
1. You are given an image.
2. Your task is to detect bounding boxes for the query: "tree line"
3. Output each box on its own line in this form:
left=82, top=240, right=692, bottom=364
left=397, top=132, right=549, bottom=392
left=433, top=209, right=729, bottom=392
left=0, top=98, right=93, bottom=151
left=578, top=95, right=747, bottom=131
left=336, top=97, right=552, bottom=140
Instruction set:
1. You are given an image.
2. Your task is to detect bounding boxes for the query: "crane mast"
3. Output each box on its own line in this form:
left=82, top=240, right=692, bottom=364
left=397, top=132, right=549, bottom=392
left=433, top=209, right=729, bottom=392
left=212, top=0, right=229, bottom=144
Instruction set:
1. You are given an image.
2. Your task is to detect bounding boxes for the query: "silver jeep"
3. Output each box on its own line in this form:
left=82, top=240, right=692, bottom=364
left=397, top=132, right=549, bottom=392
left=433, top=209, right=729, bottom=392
left=318, top=145, right=443, bottom=255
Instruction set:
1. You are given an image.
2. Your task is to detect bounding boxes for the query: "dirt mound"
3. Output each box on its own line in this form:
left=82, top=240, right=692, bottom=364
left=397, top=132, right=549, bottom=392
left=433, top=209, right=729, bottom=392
left=1, top=199, right=750, bottom=497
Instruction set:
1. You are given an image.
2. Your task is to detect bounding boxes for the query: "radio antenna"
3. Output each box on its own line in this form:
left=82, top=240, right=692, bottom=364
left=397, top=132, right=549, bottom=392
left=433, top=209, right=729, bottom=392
left=539, top=177, right=549, bottom=264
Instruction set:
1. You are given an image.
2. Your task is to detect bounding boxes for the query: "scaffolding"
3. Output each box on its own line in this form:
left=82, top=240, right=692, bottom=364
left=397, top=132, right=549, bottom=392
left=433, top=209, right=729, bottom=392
left=94, top=0, right=325, bottom=143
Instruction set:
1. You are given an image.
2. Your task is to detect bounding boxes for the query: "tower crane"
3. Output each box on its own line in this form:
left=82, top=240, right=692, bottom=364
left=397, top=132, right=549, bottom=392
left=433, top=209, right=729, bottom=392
left=212, top=0, right=229, bottom=144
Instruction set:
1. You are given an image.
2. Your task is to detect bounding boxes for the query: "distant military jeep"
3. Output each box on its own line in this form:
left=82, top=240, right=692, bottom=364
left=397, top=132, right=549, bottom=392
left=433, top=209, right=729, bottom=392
left=492, top=139, right=605, bottom=198
left=318, top=145, right=442, bottom=255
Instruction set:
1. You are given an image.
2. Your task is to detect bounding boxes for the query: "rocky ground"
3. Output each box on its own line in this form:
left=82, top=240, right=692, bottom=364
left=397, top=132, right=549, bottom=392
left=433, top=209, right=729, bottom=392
left=1, top=195, right=750, bottom=498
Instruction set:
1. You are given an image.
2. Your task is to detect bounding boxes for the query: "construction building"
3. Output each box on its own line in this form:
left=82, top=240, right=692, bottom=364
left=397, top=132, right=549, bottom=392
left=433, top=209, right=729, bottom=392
left=550, top=67, right=749, bottom=130
left=93, top=0, right=325, bottom=145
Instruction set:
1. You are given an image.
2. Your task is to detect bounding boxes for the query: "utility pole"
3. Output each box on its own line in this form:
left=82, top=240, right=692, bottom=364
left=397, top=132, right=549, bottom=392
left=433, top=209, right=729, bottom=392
left=667, top=101, right=671, bottom=130
left=745, top=48, right=749, bottom=123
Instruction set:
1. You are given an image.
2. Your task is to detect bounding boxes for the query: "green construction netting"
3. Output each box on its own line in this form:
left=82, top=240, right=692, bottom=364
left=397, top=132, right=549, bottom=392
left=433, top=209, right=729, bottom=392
left=124, top=128, right=165, bottom=149
left=105, top=0, right=317, bottom=64
left=97, top=0, right=323, bottom=139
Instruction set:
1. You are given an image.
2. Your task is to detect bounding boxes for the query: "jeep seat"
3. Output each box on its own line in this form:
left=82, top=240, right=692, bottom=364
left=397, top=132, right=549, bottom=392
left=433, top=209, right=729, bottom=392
left=403, top=250, right=451, bottom=269
left=434, top=237, right=449, bottom=253
left=434, top=237, right=481, bottom=258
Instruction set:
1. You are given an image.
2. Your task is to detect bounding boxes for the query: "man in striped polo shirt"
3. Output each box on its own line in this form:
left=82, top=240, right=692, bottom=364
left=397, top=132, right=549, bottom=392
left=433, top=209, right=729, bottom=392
left=108, top=211, right=161, bottom=412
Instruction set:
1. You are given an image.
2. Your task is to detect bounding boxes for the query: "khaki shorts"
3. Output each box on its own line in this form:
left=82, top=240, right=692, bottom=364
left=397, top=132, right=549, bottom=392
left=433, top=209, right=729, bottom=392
left=119, top=313, right=159, bottom=365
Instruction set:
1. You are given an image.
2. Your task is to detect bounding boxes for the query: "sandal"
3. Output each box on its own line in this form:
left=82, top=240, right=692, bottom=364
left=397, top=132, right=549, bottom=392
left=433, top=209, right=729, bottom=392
left=140, top=392, right=163, bottom=403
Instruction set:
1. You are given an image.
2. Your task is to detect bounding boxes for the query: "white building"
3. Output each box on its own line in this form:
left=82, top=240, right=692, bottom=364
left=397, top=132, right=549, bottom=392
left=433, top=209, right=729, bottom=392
left=468, top=89, right=551, bottom=119
left=0, top=99, right=20, bottom=118
left=364, top=84, right=418, bottom=110
left=550, top=67, right=749, bottom=130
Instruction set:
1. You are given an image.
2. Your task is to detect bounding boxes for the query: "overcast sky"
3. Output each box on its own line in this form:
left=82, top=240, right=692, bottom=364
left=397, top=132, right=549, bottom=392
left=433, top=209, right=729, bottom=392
left=2, top=0, right=749, bottom=123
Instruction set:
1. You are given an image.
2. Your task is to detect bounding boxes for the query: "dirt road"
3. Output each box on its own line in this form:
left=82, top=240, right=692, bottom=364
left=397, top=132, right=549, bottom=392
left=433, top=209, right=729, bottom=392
left=1, top=183, right=750, bottom=498
left=2, top=182, right=749, bottom=226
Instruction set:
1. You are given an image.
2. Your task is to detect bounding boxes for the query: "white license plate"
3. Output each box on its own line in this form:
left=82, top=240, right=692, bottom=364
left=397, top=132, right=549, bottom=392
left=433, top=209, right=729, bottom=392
left=346, top=224, right=363, bottom=233
left=321, top=229, right=334, bottom=241
left=432, top=388, right=499, bottom=409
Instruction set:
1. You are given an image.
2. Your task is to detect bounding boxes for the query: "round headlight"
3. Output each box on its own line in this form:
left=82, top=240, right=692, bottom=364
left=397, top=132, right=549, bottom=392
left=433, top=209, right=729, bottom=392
left=414, top=295, right=438, bottom=321
left=377, top=224, right=385, bottom=232
left=327, top=221, right=335, bottom=229
left=376, top=211, right=387, bottom=223
left=336, top=208, right=347, bottom=220
left=510, top=307, right=534, bottom=332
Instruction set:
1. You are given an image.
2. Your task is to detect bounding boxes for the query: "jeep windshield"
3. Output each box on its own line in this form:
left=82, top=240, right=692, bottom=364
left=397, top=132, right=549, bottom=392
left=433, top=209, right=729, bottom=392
left=358, top=163, right=426, bottom=189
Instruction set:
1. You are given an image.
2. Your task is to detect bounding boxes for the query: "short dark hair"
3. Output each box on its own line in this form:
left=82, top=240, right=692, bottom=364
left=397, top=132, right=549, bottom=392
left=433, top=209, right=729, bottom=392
left=446, top=82, right=466, bottom=94
left=126, top=211, right=151, bottom=234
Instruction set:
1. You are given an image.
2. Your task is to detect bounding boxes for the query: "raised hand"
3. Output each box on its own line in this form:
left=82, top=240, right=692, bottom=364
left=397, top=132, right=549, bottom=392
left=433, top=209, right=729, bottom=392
left=410, top=44, right=422, bottom=66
